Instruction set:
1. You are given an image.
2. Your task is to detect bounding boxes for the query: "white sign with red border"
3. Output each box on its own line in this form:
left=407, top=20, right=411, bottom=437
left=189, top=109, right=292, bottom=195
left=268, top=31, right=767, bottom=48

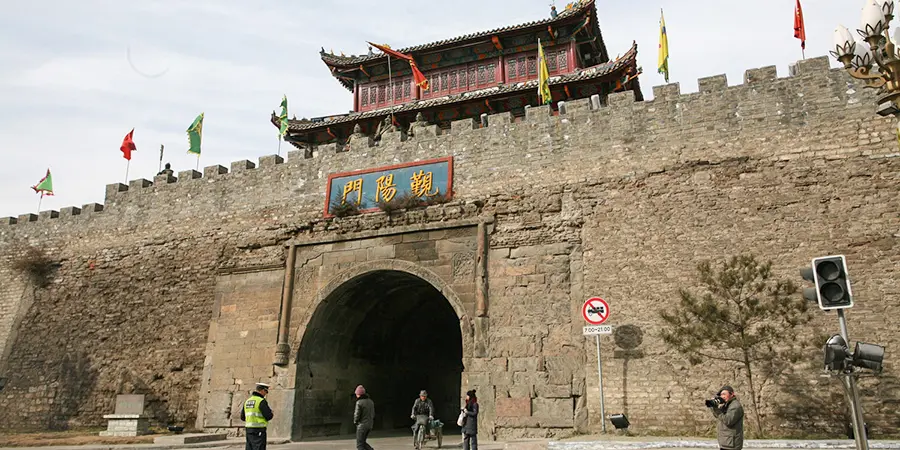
left=582, top=297, right=610, bottom=325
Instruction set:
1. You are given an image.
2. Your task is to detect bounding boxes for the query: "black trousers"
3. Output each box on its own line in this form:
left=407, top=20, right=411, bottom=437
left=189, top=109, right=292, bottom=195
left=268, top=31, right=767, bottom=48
left=464, top=433, right=478, bottom=450
left=245, top=428, right=266, bottom=450
left=356, top=425, right=374, bottom=450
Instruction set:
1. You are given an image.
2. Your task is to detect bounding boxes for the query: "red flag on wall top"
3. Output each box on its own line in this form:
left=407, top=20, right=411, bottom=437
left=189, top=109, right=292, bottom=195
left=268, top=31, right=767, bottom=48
left=120, top=128, right=136, bottom=160
left=367, top=42, right=429, bottom=90
left=794, top=0, right=806, bottom=50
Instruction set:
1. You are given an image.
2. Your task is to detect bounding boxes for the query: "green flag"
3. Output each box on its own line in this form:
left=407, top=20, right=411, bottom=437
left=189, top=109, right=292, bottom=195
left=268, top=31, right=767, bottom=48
left=187, top=112, right=204, bottom=155
left=31, top=169, right=54, bottom=196
left=278, top=95, right=289, bottom=137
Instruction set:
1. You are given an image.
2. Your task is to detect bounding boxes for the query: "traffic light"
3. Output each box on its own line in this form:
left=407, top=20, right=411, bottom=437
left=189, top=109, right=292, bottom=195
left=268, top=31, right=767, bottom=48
left=800, top=255, right=854, bottom=311
left=852, top=342, right=885, bottom=373
left=822, top=335, right=886, bottom=373
left=824, top=335, right=850, bottom=371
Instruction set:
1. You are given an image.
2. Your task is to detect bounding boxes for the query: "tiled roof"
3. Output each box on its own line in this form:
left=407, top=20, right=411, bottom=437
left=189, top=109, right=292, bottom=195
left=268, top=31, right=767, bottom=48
left=287, top=42, right=637, bottom=133
left=320, top=0, right=597, bottom=68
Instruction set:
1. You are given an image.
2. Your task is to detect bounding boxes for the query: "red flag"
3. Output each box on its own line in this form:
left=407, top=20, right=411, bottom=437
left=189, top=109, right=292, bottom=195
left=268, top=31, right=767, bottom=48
left=120, top=128, right=136, bottom=160
left=368, top=42, right=429, bottom=90
left=409, top=60, right=429, bottom=90
left=368, top=42, right=411, bottom=61
left=794, top=0, right=806, bottom=50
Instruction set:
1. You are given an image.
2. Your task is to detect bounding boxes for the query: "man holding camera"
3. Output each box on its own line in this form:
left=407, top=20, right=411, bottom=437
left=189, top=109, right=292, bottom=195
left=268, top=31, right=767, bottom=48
left=708, top=385, right=744, bottom=450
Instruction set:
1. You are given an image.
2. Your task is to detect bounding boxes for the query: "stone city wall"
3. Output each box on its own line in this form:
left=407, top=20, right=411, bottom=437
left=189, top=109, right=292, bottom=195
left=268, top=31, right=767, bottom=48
left=0, top=56, right=898, bottom=437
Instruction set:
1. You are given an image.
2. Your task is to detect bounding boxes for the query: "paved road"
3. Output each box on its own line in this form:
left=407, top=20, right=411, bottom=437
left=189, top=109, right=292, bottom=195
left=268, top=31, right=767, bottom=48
left=5, top=435, right=900, bottom=450
left=269, top=432, right=501, bottom=450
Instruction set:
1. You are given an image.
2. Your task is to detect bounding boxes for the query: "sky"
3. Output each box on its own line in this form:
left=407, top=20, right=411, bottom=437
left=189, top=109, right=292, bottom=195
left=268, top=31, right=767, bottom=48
left=0, top=0, right=854, bottom=218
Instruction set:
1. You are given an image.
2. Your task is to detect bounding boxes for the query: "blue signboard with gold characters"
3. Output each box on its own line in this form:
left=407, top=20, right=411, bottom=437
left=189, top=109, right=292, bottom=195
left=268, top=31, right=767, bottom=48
left=324, top=156, right=453, bottom=216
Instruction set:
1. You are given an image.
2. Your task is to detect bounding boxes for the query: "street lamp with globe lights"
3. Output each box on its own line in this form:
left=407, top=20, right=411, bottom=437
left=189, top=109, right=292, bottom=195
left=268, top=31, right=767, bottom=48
left=833, top=0, right=900, bottom=117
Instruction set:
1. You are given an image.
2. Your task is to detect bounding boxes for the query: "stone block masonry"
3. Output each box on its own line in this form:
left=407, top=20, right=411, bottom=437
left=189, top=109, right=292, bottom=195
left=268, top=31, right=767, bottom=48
left=1, top=55, right=899, bottom=438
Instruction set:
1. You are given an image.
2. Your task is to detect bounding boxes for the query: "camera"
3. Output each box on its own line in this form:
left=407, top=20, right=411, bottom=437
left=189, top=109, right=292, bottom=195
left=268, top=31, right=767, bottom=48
left=705, top=396, right=724, bottom=408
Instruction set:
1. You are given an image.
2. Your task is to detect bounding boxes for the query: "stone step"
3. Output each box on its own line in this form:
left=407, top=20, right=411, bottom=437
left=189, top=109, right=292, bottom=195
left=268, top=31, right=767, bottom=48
left=153, top=433, right=229, bottom=445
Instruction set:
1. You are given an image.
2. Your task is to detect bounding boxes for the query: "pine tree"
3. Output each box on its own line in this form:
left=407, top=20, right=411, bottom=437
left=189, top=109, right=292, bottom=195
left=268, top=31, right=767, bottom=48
left=659, top=255, right=813, bottom=436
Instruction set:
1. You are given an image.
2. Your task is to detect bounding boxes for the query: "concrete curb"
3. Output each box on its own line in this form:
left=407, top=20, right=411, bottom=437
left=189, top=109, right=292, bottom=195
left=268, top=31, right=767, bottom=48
left=0, top=436, right=296, bottom=450
left=0, top=441, right=243, bottom=450
left=547, top=440, right=900, bottom=450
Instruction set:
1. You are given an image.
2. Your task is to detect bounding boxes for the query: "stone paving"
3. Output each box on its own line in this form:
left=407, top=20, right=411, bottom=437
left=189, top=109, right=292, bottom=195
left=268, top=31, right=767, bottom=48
left=548, top=440, right=900, bottom=450
left=4, top=435, right=900, bottom=450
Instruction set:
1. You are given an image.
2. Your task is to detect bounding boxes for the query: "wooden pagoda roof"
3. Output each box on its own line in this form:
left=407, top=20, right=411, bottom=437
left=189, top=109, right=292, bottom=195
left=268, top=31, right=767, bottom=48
left=320, top=0, right=607, bottom=91
left=286, top=42, right=638, bottom=133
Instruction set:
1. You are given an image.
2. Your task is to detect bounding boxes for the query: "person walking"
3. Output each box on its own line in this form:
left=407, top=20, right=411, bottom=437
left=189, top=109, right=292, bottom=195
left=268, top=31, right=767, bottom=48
left=353, top=385, right=375, bottom=450
left=461, top=389, right=479, bottom=450
left=241, top=383, right=274, bottom=450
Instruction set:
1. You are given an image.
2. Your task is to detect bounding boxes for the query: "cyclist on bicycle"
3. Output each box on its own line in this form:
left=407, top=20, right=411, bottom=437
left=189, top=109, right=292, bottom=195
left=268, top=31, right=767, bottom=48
left=410, top=390, right=435, bottom=441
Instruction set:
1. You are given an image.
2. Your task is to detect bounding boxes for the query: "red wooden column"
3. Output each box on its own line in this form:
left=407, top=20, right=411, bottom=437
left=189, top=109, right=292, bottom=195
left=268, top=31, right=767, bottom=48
left=566, top=40, right=577, bottom=71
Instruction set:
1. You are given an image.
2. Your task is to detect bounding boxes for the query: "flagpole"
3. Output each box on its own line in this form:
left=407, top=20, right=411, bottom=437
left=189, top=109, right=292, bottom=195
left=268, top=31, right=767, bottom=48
left=125, top=159, right=131, bottom=183
left=37, top=193, right=43, bottom=212
left=158, top=144, right=165, bottom=173
left=196, top=155, right=200, bottom=171
left=802, top=48, right=806, bottom=60
left=278, top=135, right=282, bottom=157
left=387, top=52, right=394, bottom=123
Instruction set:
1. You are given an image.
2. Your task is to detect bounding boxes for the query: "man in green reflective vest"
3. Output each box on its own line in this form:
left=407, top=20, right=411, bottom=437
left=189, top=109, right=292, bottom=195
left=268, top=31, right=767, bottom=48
left=241, top=383, right=274, bottom=450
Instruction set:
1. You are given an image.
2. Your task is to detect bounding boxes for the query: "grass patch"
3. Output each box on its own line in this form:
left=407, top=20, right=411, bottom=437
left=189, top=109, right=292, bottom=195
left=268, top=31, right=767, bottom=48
left=375, top=191, right=453, bottom=214
left=11, top=246, right=55, bottom=288
left=423, top=190, right=452, bottom=206
left=0, top=429, right=156, bottom=447
left=329, top=200, right=360, bottom=218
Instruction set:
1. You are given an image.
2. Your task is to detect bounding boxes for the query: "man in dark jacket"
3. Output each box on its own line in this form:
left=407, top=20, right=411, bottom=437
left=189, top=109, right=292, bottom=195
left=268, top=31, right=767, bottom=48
left=410, top=390, right=435, bottom=441
left=353, top=385, right=375, bottom=450
left=241, top=383, right=274, bottom=450
left=710, top=385, right=744, bottom=450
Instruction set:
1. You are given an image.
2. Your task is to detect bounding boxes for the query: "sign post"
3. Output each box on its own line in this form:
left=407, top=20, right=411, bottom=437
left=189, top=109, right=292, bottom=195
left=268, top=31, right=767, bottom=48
left=582, top=297, right=611, bottom=433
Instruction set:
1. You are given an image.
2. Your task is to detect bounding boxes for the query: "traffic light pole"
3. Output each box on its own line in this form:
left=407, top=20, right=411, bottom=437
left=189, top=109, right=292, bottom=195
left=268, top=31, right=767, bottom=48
left=837, top=309, right=868, bottom=450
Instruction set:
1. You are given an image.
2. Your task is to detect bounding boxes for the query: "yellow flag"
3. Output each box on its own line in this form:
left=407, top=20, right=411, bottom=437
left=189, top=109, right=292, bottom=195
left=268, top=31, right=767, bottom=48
left=538, top=39, right=552, bottom=105
left=658, top=9, right=669, bottom=83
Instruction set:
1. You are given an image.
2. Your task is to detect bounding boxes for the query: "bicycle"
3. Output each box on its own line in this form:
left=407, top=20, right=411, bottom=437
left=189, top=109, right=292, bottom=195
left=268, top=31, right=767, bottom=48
left=413, top=414, right=429, bottom=450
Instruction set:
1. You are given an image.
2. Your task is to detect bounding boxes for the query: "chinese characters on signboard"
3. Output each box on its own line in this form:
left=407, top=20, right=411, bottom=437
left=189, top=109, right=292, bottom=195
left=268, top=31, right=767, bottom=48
left=324, top=157, right=453, bottom=216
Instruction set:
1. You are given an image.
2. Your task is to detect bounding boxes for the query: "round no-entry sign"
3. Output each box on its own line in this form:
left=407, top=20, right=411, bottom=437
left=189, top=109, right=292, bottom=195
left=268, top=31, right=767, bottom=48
left=582, top=297, right=610, bottom=325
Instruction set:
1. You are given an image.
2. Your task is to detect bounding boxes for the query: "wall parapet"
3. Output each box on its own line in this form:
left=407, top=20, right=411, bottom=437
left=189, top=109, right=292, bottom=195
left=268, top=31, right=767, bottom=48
left=1, top=55, right=891, bottom=228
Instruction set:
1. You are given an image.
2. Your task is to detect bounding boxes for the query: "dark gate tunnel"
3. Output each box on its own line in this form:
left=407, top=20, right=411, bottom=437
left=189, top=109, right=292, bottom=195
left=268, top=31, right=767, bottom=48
left=295, top=270, right=464, bottom=439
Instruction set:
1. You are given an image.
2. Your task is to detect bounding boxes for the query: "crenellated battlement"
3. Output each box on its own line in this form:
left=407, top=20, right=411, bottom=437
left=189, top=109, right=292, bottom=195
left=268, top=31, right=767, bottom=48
left=2, top=55, right=895, bottom=229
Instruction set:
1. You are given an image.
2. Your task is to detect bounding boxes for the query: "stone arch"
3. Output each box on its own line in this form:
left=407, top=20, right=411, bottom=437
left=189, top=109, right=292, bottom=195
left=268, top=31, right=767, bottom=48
left=293, top=259, right=470, bottom=439
left=308, top=259, right=469, bottom=323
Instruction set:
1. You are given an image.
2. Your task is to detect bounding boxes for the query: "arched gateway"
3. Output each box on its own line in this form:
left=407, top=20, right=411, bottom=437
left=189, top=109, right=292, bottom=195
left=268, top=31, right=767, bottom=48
left=195, top=225, right=487, bottom=441
left=293, top=261, right=469, bottom=438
